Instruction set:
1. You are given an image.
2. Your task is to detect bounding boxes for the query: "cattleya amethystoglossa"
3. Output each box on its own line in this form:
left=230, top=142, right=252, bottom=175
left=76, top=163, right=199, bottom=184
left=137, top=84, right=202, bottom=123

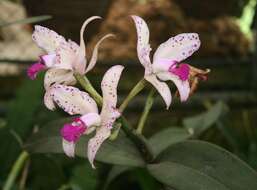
left=131, top=15, right=209, bottom=109
left=27, top=16, right=113, bottom=90
left=45, top=65, right=123, bottom=168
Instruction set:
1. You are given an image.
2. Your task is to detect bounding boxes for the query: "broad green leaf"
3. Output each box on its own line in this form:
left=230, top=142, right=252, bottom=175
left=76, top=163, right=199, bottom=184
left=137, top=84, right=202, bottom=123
left=183, top=101, right=228, bottom=136
left=0, top=75, right=44, bottom=175
left=24, top=119, right=145, bottom=167
left=148, top=162, right=229, bottom=190
left=104, top=165, right=132, bottom=189
left=70, top=163, right=98, bottom=190
left=0, top=15, right=52, bottom=27
left=152, top=140, right=257, bottom=190
left=149, top=127, right=192, bottom=156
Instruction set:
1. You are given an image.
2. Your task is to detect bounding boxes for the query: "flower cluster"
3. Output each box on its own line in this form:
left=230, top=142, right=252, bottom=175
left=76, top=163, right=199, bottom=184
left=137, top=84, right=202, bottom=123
left=28, top=16, right=209, bottom=168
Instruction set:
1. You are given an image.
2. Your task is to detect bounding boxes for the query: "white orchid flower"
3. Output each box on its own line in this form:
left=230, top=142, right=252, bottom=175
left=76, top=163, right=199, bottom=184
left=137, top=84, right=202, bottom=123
left=131, top=15, right=201, bottom=109
left=27, top=16, right=113, bottom=90
left=45, top=65, right=124, bottom=168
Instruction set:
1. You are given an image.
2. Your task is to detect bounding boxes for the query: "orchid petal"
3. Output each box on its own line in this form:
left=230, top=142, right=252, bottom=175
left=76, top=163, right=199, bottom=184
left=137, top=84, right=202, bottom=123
left=62, top=139, right=75, bottom=157
left=80, top=113, right=101, bottom=127
left=47, top=84, right=98, bottom=115
left=153, top=33, right=200, bottom=72
left=101, top=65, right=124, bottom=108
left=54, top=41, right=80, bottom=70
left=87, top=65, right=123, bottom=168
left=88, top=127, right=110, bottom=168
left=85, top=34, right=114, bottom=73
left=41, top=54, right=56, bottom=68
left=79, top=16, right=102, bottom=56
left=44, top=87, right=56, bottom=110
left=145, top=74, right=172, bottom=109
left=131, top=15, right=152, bottom=74
left=32, top=25, right=66, bottom=53
left=44, top=68, right=76, bottom=90
left=27, top=62, right=46, bottom=80
left=157, top=72, right=190, bottom=102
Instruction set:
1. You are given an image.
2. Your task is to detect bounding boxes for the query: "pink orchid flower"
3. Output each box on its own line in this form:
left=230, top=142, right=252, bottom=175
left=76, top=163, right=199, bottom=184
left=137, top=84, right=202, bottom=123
left=28, top=16, right=113, bottom=90
left=131, top=15, right=201, bottom=109
left=45, top=65, right=124, bottom=168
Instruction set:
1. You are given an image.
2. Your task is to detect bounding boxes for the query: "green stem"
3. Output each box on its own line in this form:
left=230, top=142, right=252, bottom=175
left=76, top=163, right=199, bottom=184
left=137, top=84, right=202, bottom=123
left=119, top=78, right=146, bottom=113
left=119, top=117, right=155, bottom=163
left=3, top=151, right=29, bottom=190
left=74, top=73, right=103, bottom=106
left=136, top=89, right=155, bottom=134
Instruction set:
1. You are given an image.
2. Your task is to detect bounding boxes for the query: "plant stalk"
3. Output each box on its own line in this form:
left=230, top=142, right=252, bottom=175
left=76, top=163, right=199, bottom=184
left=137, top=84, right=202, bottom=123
left=119, top=78, right=146, bottom=113
left=3, top=151, right=29, bottom=190
left=136, top=88, right=155, bottom=134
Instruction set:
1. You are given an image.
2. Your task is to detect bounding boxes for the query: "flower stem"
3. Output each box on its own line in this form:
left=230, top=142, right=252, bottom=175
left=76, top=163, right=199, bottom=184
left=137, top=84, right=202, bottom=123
left=119, top=117, right=155, bottom=163
left=74, top=73, right=103, bottom=106
left=119, top=78, right=146, bottom=113
left=136, top=88, right=155, bottom=134
left=3, top=151, right=29, bottom=190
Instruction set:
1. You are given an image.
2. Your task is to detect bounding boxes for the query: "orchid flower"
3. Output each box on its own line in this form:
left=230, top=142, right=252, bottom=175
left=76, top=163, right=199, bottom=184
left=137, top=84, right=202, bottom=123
left=131, top=15, right=202, bottom=109
left=28, top=16, right=113, bottom=90
left=45, top=65, right=124, bottom=168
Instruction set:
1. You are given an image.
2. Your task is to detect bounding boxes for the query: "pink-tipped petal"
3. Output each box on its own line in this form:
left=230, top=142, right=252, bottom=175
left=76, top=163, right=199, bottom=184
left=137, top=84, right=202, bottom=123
left=32, top=25, right=66, bottom=53
left=27, top=62, right=46, bottom=80
left=85, top=34, right=114, bottom=73
left=44, top=68, right=76, bottom=90
left=62, top=139, right=75, bottom=157
left=79, top=16, right=102, bottom=58
left=153, top=33, right=200, bottom=71
left=49, top=84, right=98, bottom=115
left=145, top=74, right=172, bottom=109
left=157, top=72, right=190, bottom=102
left=80, top=113, right=101, bottom=127
left=131, top=15, right=152, bottom=74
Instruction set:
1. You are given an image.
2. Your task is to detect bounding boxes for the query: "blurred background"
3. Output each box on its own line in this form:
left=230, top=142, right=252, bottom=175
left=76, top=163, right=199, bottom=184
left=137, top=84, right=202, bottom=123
left=0, top=0, right=257, bottom=189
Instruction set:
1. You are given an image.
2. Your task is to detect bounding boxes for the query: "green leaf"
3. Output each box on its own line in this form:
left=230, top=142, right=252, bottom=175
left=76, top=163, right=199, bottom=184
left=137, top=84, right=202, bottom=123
left=148, top=140, right=257, bottom=190
left=183, top=101, right=228, bottom=136
left=148, top=162, right=229, bottom=190
left=104, top=165, right=132, bottom=189
left=149, top=127, right=192, bottom=156
left=0, top=15, right=52, bottom=27
left=70, top=163, right=98, bottom=190
left=24, top=119, right=145, bottom=167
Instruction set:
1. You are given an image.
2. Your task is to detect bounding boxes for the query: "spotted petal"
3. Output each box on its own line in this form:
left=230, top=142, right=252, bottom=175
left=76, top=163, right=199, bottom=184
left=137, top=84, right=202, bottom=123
left=153, top=33, right=200, bottom=72
left=32, top=25, right=66, bottom=53
left=46, top=84, right=98, bottom=115
left=62, top=139, right=75, bottom=157
left=54, top=41, right=81, bottom=70
left=85, top=34, right=114, bottom=73
left=131, top=15, right=152, bottom=74
left=44, top=68, right=76, bottom=90
left=157, top=72, right=190, bottom=102
left=88, top=65, right=124, bottom=168
left=145, top=74, right=172, bottom=109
